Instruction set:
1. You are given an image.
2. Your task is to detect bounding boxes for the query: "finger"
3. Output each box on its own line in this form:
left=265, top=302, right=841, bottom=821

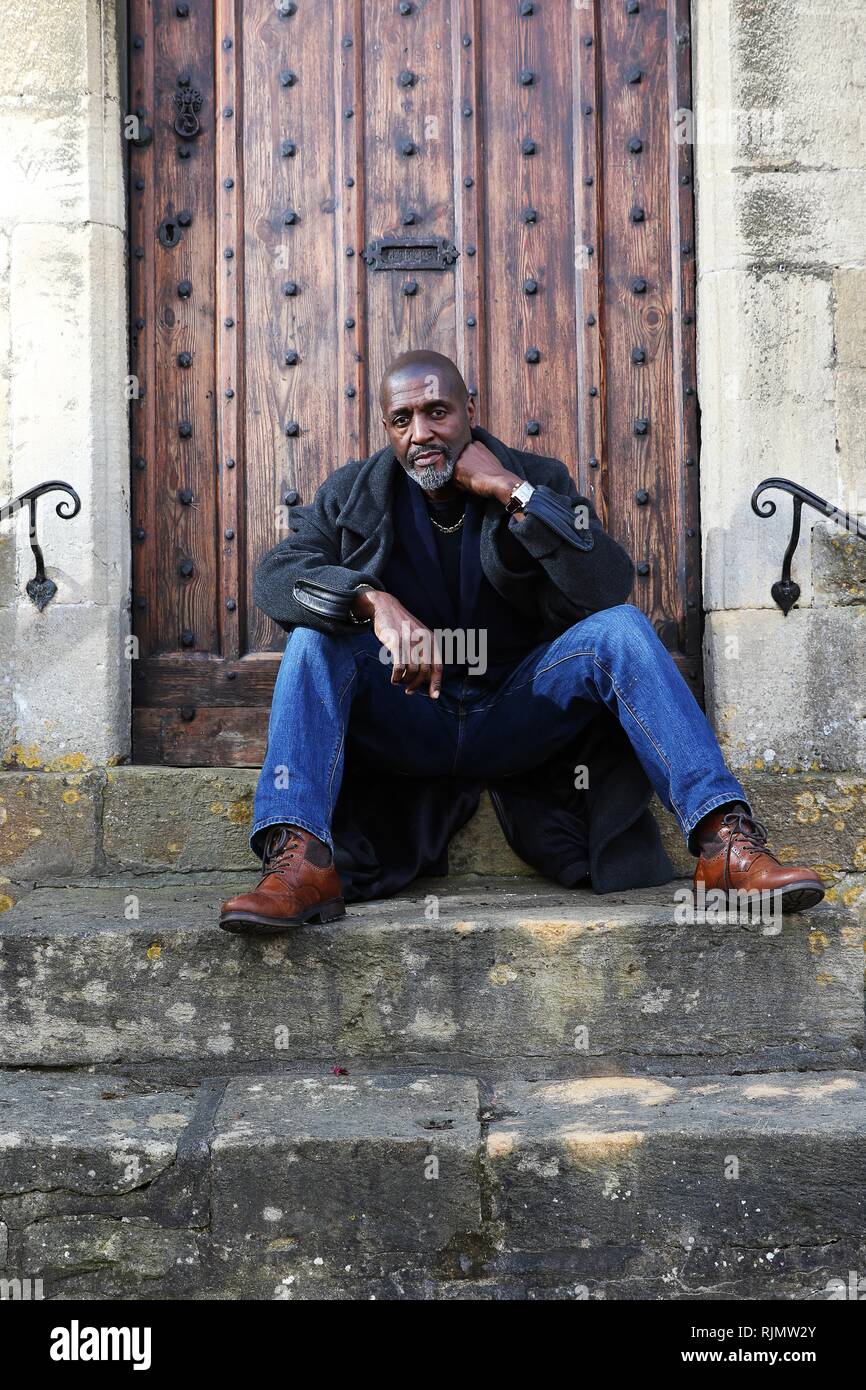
left=429, top=660, right=444, bottom=700
left=404, top=663, right=429, bottom=695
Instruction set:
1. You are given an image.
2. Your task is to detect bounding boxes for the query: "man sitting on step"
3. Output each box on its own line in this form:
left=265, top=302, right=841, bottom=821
left=219, top=350, right=825, bottom=933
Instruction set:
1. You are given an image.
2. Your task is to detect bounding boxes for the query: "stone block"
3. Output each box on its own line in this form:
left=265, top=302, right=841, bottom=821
left=0, top=770, right=102, bottom=878
left=211, top=1073, right=481, bottom=1254
left=703, top=608, right=866, bottom=771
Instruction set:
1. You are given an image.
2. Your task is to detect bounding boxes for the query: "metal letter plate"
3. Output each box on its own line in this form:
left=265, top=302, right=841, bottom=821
left=363, top=236, right=459, bottom=271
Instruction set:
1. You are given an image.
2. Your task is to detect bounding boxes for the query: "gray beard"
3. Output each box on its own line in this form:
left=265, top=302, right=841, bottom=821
left=404, top=450, right=456, bottom=492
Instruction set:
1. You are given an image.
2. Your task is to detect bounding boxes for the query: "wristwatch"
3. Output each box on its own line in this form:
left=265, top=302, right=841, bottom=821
left=505, top=480, right=535, bottom=516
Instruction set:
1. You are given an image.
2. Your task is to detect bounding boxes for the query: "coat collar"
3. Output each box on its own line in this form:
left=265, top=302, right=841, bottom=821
left=334, top=424, right=526, bottom=533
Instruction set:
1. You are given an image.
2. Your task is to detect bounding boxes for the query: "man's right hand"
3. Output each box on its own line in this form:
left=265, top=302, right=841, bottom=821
left=351, top=589, right=443, bottom=699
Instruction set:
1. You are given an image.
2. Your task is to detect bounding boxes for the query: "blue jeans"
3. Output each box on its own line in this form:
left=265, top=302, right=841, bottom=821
left=251, top=604, right=751, bottom=863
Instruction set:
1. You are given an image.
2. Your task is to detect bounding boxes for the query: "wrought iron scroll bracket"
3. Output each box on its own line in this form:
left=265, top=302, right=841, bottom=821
left=0, top=481, right=82, bottom=610
left=751, top=476, right=866, bottom=616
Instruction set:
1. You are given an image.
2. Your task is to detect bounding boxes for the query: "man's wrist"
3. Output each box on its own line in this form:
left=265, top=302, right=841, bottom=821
left=350, top=584, right=381, bottom=621
left=492, top=472, right=525, bottom=507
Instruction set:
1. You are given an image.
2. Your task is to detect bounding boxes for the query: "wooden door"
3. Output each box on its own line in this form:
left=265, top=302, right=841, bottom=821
left=127, top=0, right=700, bottom=766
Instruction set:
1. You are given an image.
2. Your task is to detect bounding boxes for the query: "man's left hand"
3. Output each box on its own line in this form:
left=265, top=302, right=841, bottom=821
left=453, top=440, right=523, bottom=508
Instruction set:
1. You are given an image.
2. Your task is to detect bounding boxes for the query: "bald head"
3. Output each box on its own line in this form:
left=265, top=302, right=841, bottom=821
left=379, top=351, right=468, bottom=416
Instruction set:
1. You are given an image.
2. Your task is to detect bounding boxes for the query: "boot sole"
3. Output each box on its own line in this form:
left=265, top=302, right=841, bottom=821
left=218, top=898, right=346, bottom=934
left=704, top=881, right=825, bottom=917
left=774, top=882, right=825, bottom=914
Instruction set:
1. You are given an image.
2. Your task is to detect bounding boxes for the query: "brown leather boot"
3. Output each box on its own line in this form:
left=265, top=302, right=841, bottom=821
left=693, top=806, right=825, bottom=914
left=219, top=824, right=345, bottom=933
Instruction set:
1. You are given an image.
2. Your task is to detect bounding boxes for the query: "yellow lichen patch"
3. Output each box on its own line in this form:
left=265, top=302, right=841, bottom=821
left=210, top=802, right=224, bottom=816
left=808, top=930, right=829, bottom=955
left=518, top=917, right=597, bottom=949
left=0, top=894, right=15, bottom=915
left=453, top=920, right=477, bottom=934
left=842, top=887, right=866, bottom=909
left=815, top=972, right=835, bottom=985
left=853, top=839, right=866, bottom=872
left=2, top=743, right=43, bottom=769
left=61, top=789, right=80, bottom=805
left=146, top=943, right=162, bottom=960
left=44, top=752, right=92, bottom=773
left=561, top=1130, right=645, bottom=1164
left=810, top=863, right=840, bottom=880
left=226, top=798, right=253, bottom=826
left=536, top=1077, right=677, bottom=1107
left=794, top=793, right=822, bottom=825
left=753, top=758, right=765, bottom=771
left=266, top=1238, right=298, bottom=1252
left=488, top=963, right=518, bottom=985
left=486, top=1131, right=515, bottom=1159
left=1, top=745, right=94, bottom=773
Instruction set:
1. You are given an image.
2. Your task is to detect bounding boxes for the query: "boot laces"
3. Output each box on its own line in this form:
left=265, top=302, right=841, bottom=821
left=260, top=826, right=305, bottom=888
left=721, top=811, right=779, bottom=884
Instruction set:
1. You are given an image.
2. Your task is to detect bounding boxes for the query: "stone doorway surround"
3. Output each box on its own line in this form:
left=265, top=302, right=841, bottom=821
left=1, top=1, right=865, bottom=917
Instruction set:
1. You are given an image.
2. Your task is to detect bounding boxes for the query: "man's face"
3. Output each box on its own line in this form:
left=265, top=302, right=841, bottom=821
left=381, top=369, right=474, bottom=492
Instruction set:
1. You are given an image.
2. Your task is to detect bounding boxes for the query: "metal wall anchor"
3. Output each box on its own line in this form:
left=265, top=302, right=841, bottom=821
left=751, top=477, right=866, bottom=615
left=0, top=481, right=82, bottom=610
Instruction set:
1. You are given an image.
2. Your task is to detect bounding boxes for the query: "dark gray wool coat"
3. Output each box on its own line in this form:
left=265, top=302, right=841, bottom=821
left=254, top=423, right=675, bottom=900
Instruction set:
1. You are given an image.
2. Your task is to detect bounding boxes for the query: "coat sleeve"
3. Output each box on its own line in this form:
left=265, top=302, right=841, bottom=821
left=507, top=460, right=635, bottom=614
left=252, top=488, right=385, bottom=634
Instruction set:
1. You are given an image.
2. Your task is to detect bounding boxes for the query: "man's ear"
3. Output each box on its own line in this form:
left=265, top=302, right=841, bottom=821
left=466, top=393, right=476, bottom=425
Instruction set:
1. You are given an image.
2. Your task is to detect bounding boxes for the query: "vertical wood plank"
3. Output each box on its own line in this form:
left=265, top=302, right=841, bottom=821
left=361, top=0, right=458, bottom=452
left=454, top=0, right=484, bottom=414
left=128, top=0, right=156, bottom=656
left=151, top=0, right=218, bottom=654
left=335, top=0, right=368, bottom=467
left=241, top=0, right=341, bottom=652
left=215, top=0, right=243, bottom=661
left=480, top=0, right=580, bottom=473
left=574, top=0, right=606, bottom=518
left=668, top=0, right=703, bottom=698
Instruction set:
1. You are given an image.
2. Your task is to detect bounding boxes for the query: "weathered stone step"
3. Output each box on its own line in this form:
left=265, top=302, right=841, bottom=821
left=1, top=880, right=862, bottom=1072
left=2, top=1067, right=865, bottom=1299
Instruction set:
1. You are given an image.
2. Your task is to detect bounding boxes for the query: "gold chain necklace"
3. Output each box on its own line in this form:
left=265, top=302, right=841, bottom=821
left=429, top=510, right=465, bottom=535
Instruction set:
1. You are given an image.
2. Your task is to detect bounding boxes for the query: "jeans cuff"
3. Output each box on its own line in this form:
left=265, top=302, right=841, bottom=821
left=249, top=814, right=334, bottom=861
left=684, top=791, right=753, bottom=858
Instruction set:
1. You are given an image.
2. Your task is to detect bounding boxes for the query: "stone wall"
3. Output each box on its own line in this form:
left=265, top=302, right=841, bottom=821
left=693, top=0, right=866, bottom=774
left=0, top=0, right=129, bottom=771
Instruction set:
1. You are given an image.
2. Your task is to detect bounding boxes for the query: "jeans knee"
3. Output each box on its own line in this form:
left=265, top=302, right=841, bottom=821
left=287, top=625, right=340, bottom=656
left=573, top=602, right=652, bottom=635
left=278, top=625, right=360, bottom=679
left=566, top=603, right=658, bottom=661
left=606, top=602, right=651, bottom=626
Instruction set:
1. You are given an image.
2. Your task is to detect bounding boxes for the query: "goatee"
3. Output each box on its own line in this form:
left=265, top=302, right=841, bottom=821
left=404, top=447, right=455, bottom=492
